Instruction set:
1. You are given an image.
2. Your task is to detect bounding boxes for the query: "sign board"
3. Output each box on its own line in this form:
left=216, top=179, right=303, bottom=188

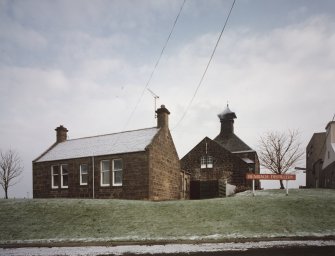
left=246, top=173, right=296, bottom=196
left=246, top=173, right=296, bottom=180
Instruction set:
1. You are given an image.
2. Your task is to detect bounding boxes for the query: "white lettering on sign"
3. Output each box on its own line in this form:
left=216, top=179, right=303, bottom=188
left=246, top=173, right=296, bottom=180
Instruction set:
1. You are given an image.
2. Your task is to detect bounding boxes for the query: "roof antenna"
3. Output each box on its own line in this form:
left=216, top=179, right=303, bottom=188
left=147, top=88, right=160, bottom=119
left=227, top=100, right=229, bottom=108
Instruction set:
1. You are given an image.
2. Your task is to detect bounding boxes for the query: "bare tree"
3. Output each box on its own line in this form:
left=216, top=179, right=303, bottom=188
left=0, top=150, right=23, bottom=199
left=258, top=130, right=304, bottom=189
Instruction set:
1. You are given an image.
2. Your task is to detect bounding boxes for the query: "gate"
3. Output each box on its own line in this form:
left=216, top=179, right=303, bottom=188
left=190, top=180, right=220, bottom=199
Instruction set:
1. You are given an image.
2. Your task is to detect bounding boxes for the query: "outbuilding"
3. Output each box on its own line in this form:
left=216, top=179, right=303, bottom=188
left=181, top=105, right=260, bottom=199
left=33, top=105, right=184, bottom=200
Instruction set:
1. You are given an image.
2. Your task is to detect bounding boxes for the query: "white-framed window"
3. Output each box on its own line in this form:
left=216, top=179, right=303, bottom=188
left=61, top=164, right=69, bottom=188
left=201, top=156, right=207, bottom=168
left=207, top=156, right=213, bottom=168
left=51, top=165, right=59, bottom=189
left=80, top=164, right=88, bottom=185
left=101, top=160, right=110, bottom=186
left=200, top=156, right=213, bottom=169
left=112, top=159, right=123, bottom=186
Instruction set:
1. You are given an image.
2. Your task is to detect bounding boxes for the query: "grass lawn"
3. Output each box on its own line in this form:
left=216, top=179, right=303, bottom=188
left=0, top=189, right=334, bottom=244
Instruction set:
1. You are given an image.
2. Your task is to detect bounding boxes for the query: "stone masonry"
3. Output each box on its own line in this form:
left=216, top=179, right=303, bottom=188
left=33, top=105, right=181, bottom=200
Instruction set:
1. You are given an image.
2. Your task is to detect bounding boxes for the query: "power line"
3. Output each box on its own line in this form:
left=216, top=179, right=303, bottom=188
left=173, top=0, right=236, bottom=130
left=122, top=0, right=187, bottom=131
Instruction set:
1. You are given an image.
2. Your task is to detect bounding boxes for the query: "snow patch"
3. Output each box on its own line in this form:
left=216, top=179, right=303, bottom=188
left=1, top=240, right=334, bottom=256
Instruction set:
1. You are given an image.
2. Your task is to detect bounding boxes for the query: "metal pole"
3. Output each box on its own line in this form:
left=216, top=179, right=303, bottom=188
left=252, top=179, right=255, bottom=197
left=286, top=180, right=288, bottom=196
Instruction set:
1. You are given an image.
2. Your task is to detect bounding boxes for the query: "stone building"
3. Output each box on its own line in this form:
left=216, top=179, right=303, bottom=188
left=181, top=105, right=260, bottom=199
left=33, top=105, right=185, bottom=200
left=306, top=121, right=335, bottom=189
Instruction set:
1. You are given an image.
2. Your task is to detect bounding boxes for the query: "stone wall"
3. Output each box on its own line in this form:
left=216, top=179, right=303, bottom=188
left=33, top=104, right=182, bottom=201
left=306, top=132, right=326, bottom=188
left=33, top=151, right=150, bottom=199
left=147, top=127, right=181, bottom=200
left=323, top=162, right=335, bottom=189
left=181, top=137, right=250, bottom=187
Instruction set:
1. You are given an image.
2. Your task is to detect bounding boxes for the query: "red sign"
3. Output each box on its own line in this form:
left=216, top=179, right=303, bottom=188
left=246, top=173, right=296, bottom=180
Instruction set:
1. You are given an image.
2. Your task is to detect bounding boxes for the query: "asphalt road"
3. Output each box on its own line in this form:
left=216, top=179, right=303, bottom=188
left=1, top=241, right=334, bottom=256
left=117, top=246, right=335, bottom=256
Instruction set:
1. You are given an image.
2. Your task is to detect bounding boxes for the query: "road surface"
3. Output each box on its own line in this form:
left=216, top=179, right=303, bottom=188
left=1, top=240, right=334, bottom=256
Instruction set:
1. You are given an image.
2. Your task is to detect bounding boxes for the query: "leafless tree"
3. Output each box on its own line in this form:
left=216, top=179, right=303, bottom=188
left=0, top=149, right=23, bottom=199
left=258, top=130, right=304, bottom=189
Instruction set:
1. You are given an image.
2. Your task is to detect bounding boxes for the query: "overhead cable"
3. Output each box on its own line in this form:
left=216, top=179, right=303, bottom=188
left=173, top=0, right=236, bottom=130
left=122, top=0, right=187, bottom=131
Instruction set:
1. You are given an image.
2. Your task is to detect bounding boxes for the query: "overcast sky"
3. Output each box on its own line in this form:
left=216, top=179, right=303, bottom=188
left=1, top=0, right=335, bottom=198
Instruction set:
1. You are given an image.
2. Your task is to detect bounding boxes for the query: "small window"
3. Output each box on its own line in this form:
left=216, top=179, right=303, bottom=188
left=101, top=160, right=110, bottom=186
left=200, top=156, right=213, bottom=169
left=200, top=156, right=207, bottom=168
left=207, top=156, right=213, bottom=168
left=113, top=159, right=123, bottom=186
left=80, top=164, right=88, bottom=185
left=61, top=164, right=68, bottom=188
left=51, top=165, right=59, bottom=189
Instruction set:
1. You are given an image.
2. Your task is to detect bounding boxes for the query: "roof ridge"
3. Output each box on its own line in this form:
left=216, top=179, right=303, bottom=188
left=65, top=127, right=158, bottom=142
left=214, top=133, right=253, bottom=152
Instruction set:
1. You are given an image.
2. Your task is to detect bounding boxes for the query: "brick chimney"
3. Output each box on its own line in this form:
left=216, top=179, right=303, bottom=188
left=55, top=125, right=68, bottom=143
left=156, top=105, right=170, bottom=129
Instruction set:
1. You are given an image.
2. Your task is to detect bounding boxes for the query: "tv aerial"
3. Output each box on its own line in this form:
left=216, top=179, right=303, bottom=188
left=147, top=88, right=159, bottom=119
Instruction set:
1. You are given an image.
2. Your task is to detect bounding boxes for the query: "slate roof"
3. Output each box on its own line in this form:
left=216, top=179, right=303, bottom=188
left=34, top=127, right=160, bottom=162
left=214, top=133, right=253, bottom=153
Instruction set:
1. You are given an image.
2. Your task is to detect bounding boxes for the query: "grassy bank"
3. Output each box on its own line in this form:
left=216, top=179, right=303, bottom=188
left=0, top=189, right=334, bottom=244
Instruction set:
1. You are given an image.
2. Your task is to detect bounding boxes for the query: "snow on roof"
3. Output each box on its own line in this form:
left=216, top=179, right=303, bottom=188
left=217, top=105, right=237, bottom=120
left=35, top=127, right=160, bottom=162
left=241, top=157, right=254, bottom=164
left=232, top=149, right=255, bottom=154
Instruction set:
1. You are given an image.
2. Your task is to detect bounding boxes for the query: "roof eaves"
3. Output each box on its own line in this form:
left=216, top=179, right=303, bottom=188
left=232, top=149, right=256, bottom=154
left=33, top=142, right=58, bottom=163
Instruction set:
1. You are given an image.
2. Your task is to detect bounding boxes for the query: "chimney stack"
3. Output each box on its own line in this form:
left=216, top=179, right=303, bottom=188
left=55, top=125, right=68, bottom=143
left=156, top=105, right=170, bottom=129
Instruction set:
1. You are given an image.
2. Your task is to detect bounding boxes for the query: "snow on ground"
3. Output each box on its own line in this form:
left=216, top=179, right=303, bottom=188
left=2, top=232, right=335, bottom=246
left=1, top=189, right=334, bottom=245
left=1, top=240, right=335, bottom=256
